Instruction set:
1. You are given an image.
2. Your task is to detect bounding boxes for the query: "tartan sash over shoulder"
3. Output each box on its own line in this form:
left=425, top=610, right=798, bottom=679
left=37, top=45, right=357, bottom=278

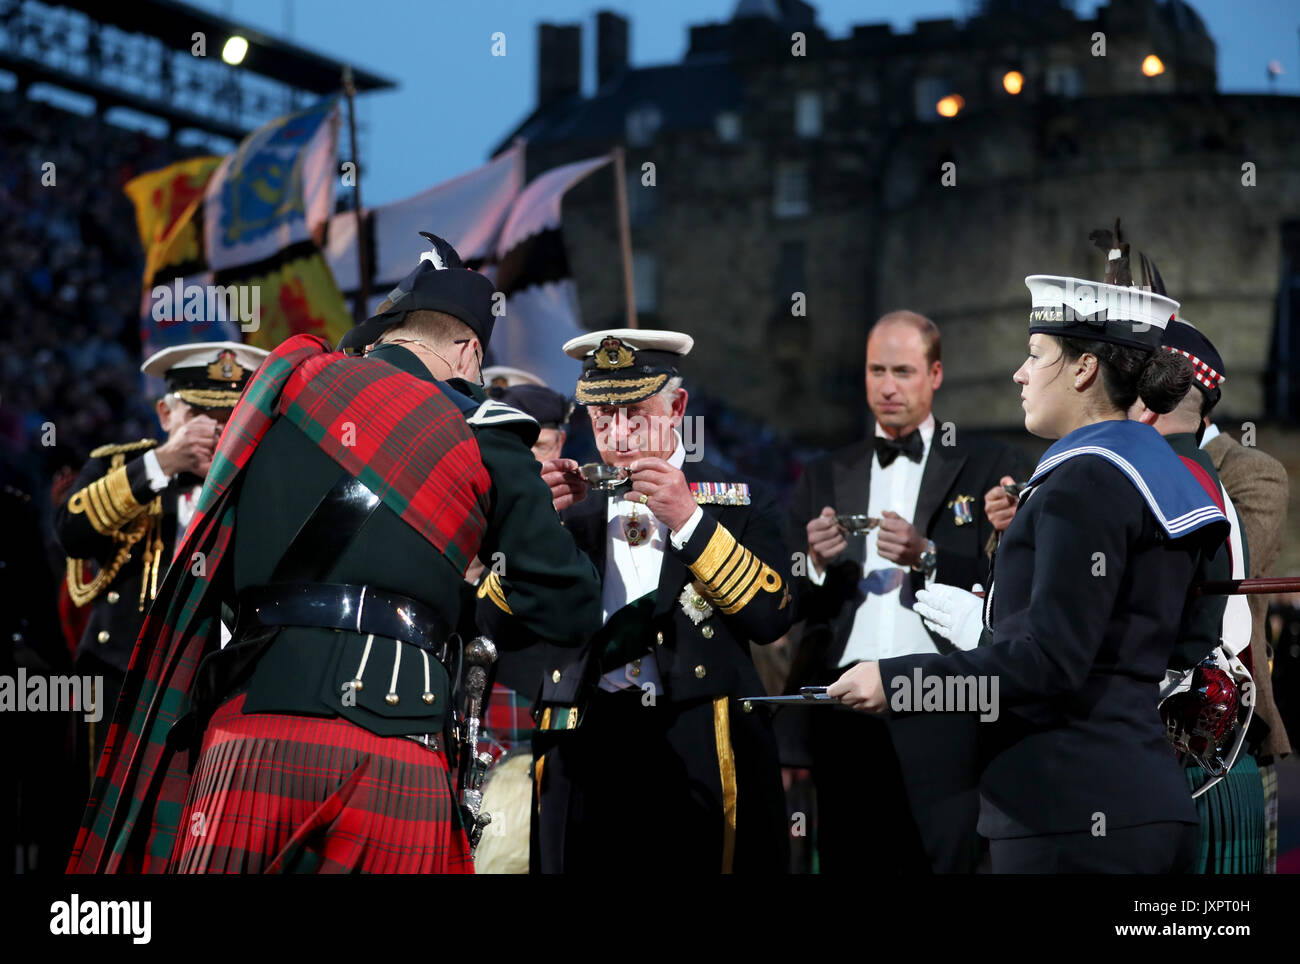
left=68, top=334, right=491, bottom=873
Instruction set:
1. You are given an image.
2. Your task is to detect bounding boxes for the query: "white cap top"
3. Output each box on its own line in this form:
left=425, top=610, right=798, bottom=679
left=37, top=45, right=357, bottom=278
left=481, top=365, right=545, bottom=388
left=562, top=328, right=694, bottom=360
left=140, top=341, right=270, bottom=378
left=1025, top=275, right=1179, bottom=335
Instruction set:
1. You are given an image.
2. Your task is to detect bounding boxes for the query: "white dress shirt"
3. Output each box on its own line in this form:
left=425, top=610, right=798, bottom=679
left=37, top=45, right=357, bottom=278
left=836, top=415, right=939, bottom=666
left=144, top=448, right=227, bottom=646
left=598, top=433, right=701, bottom=692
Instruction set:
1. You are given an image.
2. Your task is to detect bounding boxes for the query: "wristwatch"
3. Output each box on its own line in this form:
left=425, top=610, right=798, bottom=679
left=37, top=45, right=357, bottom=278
left=912, top=539, right=937, bottom=575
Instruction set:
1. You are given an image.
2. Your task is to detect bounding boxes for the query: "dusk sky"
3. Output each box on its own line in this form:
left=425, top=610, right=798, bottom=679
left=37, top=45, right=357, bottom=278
left=190, top=0, right=1300, bottom=206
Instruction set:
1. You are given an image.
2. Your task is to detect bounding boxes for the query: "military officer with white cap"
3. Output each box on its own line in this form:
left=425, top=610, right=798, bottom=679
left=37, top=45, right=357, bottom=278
left=55, top=341, right=267, bottom=780
left=480, top=328, right=794, bottom=873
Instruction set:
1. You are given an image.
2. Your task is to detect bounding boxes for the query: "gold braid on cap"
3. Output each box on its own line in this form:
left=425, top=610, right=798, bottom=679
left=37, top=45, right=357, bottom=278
left=176, top=388, right=242, bottom=408
left=574, top=374, right=668, bottom=405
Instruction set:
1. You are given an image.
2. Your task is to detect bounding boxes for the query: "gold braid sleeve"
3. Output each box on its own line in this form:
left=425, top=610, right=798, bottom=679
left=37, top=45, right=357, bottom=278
left=66, top=459, right=147, bottom=535
left=685, top=521, right=785, bottom=615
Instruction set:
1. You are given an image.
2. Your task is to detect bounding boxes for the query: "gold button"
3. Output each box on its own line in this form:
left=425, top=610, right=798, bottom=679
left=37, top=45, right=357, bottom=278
left=552, top=669, right=562, bottom=683
left=351, top=679, right=364, bottom=691
left=422, top=692, right=436, bottom=705
left=743, top=700, right=754, bottom=713
left=97, top=630, right=110, bottom=644
left=629, top=659, right=641, bottom=678
left=702, top=625, right=714, bottom=639
left=656, top=631, right=664, bottom=646
left=106, top=591, right=120, bottom=604
left=385, top=693, right=399, bottom=706
left=694, top=664, right=706, bottom=679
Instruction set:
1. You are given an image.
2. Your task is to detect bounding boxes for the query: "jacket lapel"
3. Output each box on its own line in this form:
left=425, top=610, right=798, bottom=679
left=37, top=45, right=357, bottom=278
left=561, top=493, right=610, bottom=580
left=913, top=416, right=968, bottom=534
left=832, top=439, right=874, bottom=566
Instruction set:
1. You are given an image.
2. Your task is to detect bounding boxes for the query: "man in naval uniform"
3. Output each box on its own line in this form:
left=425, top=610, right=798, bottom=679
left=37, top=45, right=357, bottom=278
left=480, top=329, right=793, bottom=874
left=55, top=341, right=267, bottom=782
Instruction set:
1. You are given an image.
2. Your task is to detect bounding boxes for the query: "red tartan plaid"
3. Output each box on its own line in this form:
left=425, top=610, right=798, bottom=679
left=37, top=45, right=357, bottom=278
left=171, top=694, right=472, bottom=874
left=484, top=683, right=536, bottom=758
left=70, top=335, right=491, bottom=873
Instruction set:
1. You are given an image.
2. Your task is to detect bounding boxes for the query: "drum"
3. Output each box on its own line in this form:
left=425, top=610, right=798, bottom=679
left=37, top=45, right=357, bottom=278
left=473, top=752, right=533, bottom=874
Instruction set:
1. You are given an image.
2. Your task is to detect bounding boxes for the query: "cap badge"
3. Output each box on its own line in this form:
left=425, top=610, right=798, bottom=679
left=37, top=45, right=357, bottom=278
left=207, top=350, right=244, bottom=383
left=595, top=337, right=636, bottom=371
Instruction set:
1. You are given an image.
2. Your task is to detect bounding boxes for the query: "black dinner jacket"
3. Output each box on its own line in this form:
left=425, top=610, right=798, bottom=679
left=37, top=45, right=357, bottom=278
left=786, top=415, right=1030, bottom=681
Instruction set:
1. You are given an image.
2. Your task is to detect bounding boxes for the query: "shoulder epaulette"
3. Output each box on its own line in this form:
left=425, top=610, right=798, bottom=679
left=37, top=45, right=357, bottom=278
left=467, top=400, right=538, bottom=430
left=89, top=438, right=158, bottom=459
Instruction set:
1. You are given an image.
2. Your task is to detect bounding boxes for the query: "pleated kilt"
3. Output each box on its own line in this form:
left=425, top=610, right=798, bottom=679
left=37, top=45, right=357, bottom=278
left=169, top=693, right=473, bottom=874
left=1185, top=753, right=1266, bottom=874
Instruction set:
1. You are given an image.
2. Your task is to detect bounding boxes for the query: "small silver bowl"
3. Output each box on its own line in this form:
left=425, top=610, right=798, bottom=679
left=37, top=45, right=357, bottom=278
left=835, top=514, right=880, bottom=535
left=579, top=462, right=629, bottom=490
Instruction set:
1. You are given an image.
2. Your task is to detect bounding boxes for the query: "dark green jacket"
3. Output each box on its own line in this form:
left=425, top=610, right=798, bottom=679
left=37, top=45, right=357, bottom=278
left=226, top=344, right=602, bottom=736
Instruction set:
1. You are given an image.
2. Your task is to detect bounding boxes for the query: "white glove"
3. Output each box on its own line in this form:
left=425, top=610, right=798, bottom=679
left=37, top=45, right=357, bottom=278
left=914, top=584, right=985, bottom=652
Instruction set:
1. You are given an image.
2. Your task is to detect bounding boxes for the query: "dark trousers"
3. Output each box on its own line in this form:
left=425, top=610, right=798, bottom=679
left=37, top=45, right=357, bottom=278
left=810, top=685, right=982, bottom=874
left=989, top=821, right=1199, bottom=873
left=533, top=689, right=788, bottom=874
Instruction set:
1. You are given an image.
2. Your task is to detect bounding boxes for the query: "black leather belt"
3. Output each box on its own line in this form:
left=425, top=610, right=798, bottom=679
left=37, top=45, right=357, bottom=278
left=236, top=583, right=452, bottom=654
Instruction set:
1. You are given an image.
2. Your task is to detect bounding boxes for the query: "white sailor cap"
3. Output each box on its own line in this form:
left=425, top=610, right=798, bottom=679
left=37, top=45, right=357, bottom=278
left=140, top=341, right=269, bottom=408
left=1025, top=275, right=1179, bottom=350
left=562, top=329, right=694, bottom=405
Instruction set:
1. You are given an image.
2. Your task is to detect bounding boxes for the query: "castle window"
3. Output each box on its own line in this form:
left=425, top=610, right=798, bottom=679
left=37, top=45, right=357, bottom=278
left=772, top=162, right=809, bottom=219
left=716, top=110, right=742, bottom=143
left=627, top=169, right=656, bottom=227
left=626, top=105, right=662, bottom=146
left=1045, top=65, right=1081, bottom=97
left=633, top=251, right=658, bottom=313
left=795, top=91, right=822, bottom=138
left=915, top=77, right=951, bottom=121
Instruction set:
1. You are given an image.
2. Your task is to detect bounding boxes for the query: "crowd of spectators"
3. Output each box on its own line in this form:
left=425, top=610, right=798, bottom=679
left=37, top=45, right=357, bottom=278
left=0, top=92, right=189, bottom=528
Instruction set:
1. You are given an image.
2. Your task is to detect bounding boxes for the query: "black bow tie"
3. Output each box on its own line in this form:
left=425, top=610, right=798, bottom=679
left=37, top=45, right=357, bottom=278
left=875, top=431, right=923, bottom=469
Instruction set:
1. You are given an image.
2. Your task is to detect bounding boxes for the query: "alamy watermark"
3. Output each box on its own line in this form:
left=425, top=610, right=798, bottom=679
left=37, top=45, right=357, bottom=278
left=591, top=412, right=705, bottom=463
left=151, top=280, right=260, bottom=332
left=0, top=670, right=104, bottom=722
left=888, top=668, right=999, bottom=722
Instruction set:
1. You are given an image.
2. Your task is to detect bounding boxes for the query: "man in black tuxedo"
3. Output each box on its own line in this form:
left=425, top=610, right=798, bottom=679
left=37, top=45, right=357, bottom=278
left=787, top=311, right=1028, bottom=873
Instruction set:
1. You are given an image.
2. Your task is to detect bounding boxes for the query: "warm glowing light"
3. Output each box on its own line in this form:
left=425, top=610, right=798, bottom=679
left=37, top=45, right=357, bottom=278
left=1141, top=54, right=1165, bottom=77
left=222, top=35, right=249, bottom=66
left=936, top=94, right=964, bottom=117
left=1003, top=71, right=1024, bottom=95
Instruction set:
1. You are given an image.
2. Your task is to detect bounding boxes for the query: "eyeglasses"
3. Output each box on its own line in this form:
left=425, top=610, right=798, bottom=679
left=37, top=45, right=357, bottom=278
left=377, top=337, right=484, bottom=388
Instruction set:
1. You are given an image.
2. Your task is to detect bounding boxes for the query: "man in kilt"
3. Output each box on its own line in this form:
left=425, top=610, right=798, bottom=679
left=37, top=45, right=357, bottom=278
left=68, top=235, right=602, bottom=873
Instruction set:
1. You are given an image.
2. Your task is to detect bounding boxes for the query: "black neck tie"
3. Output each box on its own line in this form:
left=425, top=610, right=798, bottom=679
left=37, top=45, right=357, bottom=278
left=875, top=431, right=923, bottom=469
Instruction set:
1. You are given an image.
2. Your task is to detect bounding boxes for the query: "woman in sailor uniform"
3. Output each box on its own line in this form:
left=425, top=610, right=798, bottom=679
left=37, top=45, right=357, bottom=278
left=829, top=274, right=1228, bottom=873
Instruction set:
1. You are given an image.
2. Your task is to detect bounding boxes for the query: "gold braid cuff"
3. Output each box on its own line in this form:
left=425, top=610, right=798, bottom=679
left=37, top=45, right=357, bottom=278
left=686, top=521, right=786, bottom=615
left=67, top=464, right=146, bottom=535
left=477, top=570, right=512, bottom=614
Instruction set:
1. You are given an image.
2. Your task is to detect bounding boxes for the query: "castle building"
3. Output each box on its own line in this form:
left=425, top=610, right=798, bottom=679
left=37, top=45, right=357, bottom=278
left=497, top=0, right=1300, bottom=444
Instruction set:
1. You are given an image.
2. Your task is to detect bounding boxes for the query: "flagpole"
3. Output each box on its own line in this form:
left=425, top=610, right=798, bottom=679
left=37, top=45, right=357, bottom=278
left=611, top=146, right=637, bottom=329
left=342, top=64, right=370, bottom=322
